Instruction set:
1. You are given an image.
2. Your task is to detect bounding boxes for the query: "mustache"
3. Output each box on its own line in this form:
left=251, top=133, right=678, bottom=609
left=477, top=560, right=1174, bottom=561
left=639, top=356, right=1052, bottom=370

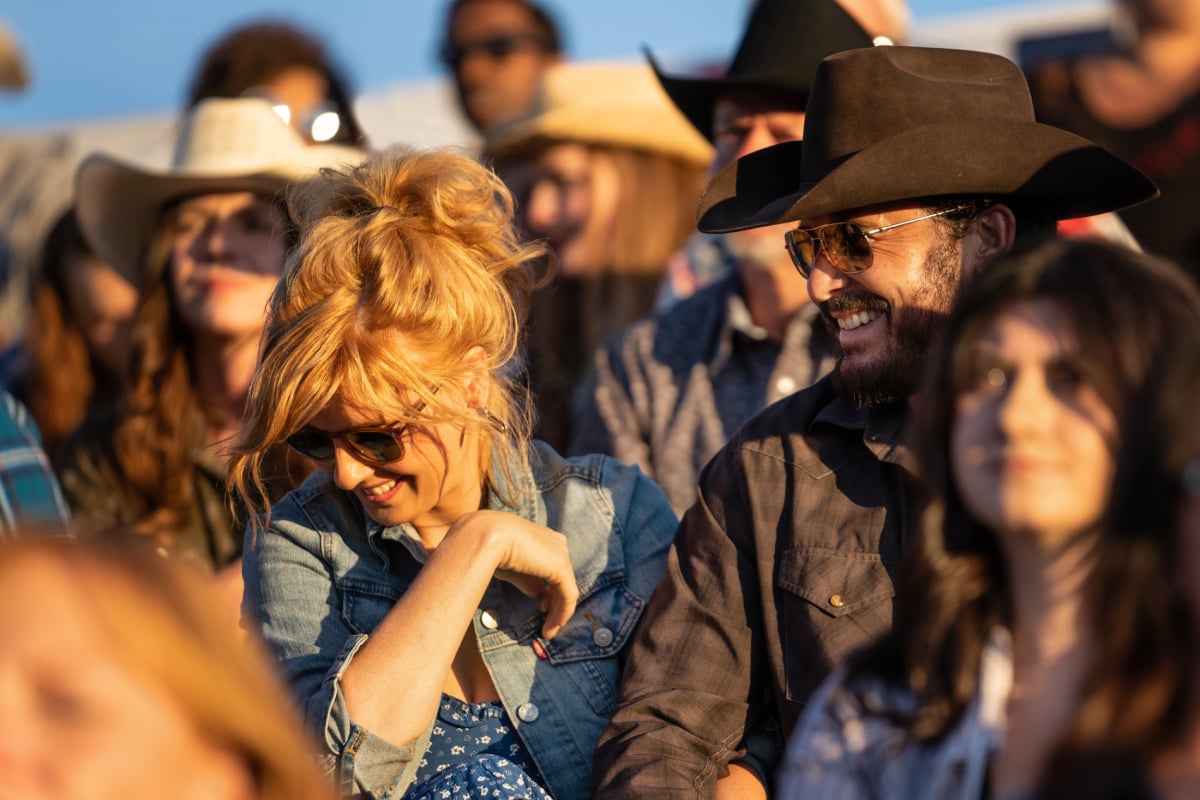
left=820, top=292, right=889, bottom=317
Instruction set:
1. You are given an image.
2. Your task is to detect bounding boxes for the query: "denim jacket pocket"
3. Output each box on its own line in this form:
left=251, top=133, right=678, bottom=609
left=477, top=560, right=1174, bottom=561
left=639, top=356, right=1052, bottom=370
left=340, top=578, right=402, bottom=635
left=535, top=572, right=643, bottom=717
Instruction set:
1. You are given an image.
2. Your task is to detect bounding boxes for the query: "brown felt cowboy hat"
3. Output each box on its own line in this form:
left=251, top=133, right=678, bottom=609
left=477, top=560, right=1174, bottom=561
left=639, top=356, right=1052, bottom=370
left=697, top=46, right=1158, bottom=233
left=648, top=0, right=877, bottom=142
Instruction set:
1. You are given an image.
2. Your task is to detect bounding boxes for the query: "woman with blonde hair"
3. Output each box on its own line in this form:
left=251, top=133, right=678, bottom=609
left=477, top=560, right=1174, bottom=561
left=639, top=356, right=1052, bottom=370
left=0, top=535, right=336, bottom=800
left=230, top=147, right=676, bottom=800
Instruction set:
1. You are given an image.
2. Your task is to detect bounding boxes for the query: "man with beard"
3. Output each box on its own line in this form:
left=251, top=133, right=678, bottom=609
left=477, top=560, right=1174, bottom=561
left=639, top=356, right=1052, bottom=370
left=592, top=45, right=1157, bottom=798
left=568, top=0, right=880, bottom=515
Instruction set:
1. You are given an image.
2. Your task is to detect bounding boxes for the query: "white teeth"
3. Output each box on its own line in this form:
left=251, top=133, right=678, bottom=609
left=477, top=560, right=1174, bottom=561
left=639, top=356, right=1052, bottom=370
left=837, top=310, right=883, bottom=331
left=363, top=481, right=396, bottom=497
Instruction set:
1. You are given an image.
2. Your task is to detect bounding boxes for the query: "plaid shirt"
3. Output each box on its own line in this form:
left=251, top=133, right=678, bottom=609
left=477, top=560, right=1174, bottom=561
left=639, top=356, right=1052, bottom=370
left=593, top=376, right=916, bottom=797
left=569, top=275, right=835, bottom=515
left=777, top=630, right=1013, bottom=799
left=0, top=390, right=70, bottom=537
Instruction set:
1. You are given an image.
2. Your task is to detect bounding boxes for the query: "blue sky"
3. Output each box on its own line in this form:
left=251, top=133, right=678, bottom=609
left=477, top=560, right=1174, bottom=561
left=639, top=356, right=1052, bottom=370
left=2, top=0, right=1070, bottom=129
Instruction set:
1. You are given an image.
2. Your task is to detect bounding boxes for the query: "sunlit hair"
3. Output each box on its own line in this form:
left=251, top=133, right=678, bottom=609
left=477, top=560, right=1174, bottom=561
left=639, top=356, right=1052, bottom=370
left=850, top=238, right=1200, bottom=741
left=1038, top=332, right=1200, bottom=798
left=493, top=142, right=707, bottom=276
left=230, top=147, right=545, bottom=524
left=19, top=210, right=120, bottom=458
left=108, top=193, right=295, bottom=546
left=0, top=535, right=335, bottom=800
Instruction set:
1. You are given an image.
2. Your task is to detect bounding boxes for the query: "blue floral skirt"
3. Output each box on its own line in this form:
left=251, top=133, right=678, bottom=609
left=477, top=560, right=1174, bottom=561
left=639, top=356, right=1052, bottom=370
left=405, top=753, right=551, bottom=799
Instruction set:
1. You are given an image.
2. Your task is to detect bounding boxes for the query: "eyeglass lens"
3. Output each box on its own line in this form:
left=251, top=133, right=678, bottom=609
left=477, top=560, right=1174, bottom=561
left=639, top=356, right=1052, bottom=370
left=786, top=223, right=873, bottom=279
left=285, top=429, right=406, bottom=464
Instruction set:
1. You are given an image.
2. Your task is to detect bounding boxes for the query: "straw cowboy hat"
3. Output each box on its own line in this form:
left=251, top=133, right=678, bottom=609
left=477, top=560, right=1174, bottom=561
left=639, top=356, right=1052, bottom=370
left=485, top=61, right=714, bottom=166
left=697, top=46, right=1158, bottom=233
left=75, top=96, right=364, bottom=281
left=648, top=0, right=876, bottom=142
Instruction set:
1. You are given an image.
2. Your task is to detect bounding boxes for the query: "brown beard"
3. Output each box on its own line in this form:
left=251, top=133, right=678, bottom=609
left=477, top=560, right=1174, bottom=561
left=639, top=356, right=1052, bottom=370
left=826, top=236, right=963, bottom=407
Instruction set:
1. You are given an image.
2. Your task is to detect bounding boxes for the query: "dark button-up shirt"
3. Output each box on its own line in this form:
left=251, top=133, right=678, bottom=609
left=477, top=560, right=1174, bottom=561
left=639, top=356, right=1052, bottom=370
left=569, top=275, right=834, bottom=515
left=592, top=375, right=916, bottom=797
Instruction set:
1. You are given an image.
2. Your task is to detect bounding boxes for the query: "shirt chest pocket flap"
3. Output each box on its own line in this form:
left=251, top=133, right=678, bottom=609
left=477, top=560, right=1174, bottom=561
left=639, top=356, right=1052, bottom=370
left=776, top=547, right=895, bottom=619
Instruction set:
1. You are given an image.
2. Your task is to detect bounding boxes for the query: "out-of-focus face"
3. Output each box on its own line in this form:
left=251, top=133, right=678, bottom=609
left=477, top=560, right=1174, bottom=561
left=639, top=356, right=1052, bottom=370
left=804, top=202, right=963, bottom=406
left=168, top=191, right=287, bottom=342
left=303, top=391, right=484, bottom=531
left=250, top=65, right=344, bottom=144
left=712, top=92, right=807, bottom=275
left=951, top=299, right=1119, bottom=546
left=0, top=555, right=255, bottom=800
left=63, top=253, right=137, bottom=377
left=446, top=0, right=559, bottom=132
left=521, top=142, right=620, bottom=276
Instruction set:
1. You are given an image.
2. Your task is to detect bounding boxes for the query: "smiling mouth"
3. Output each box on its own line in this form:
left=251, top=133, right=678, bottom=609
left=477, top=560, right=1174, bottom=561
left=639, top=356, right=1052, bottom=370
left=361, top=480, right=397, bottom=497
left=837, top=310, right=883, bottom=331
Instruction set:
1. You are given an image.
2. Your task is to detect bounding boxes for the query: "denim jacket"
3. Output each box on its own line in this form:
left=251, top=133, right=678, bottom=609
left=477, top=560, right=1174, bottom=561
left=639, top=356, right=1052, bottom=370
left=242, top=441, right=677, bottom=800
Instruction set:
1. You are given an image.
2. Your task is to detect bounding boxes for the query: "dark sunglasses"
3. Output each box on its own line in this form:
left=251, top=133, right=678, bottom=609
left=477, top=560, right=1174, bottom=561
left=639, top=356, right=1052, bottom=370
left=285, top=425, right=412, bottom=465
left=440, top=32, right=550, bottom=68
left=784, top=207, right=964, bottom=279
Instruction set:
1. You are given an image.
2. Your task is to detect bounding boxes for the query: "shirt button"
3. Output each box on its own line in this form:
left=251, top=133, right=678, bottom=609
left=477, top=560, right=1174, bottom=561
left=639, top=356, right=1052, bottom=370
left=775, top=375, right=798, bottom=395
left=480, top=611, right=499, bottom=630
left=829, top=594, right=845, bottom=608
left=592, top=627, right=614, bottom=647
left=517, top=702, right=539, bottom=722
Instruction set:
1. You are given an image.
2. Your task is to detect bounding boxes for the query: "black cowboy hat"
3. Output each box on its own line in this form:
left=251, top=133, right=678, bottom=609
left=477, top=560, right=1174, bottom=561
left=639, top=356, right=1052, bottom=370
left=648, top=0, right=876, bottom=142
left=697, top=46, right=1158, bottom=232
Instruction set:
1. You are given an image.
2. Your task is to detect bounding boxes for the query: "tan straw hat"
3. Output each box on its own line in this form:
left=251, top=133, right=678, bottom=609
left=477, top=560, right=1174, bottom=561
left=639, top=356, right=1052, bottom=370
left=486, top=61, right=714, bottom=166
left=75, top=96, right=365, bottom=281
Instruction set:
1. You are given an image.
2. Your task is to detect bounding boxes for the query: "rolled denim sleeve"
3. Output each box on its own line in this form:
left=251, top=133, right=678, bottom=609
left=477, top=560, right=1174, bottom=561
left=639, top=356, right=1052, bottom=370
left=243, top=510, right=432, bottom=799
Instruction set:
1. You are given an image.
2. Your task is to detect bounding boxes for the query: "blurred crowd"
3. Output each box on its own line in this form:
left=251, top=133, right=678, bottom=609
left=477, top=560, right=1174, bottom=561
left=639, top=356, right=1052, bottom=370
left=0, top=0, right=1199, bottom=798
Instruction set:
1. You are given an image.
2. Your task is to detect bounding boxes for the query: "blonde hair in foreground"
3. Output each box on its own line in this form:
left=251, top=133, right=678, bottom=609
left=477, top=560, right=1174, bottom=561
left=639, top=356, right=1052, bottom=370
left=0, top=536, right=334, bottom=800
left=230, top=147, right=546, bottom=523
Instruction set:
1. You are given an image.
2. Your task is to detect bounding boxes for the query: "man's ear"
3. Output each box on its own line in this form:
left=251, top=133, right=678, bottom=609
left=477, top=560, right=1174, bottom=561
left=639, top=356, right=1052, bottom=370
left=462, top=345, right=491, bottom=410
left=963, top=203, right=1017, bottom=279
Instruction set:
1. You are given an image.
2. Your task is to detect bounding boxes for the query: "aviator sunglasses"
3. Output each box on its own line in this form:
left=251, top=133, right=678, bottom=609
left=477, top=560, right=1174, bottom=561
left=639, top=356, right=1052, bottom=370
left=285, top=391, right=436, bottom=464
left=784, top=207, right=966, bottom=279
left=285, top=425, right=412, bottom=465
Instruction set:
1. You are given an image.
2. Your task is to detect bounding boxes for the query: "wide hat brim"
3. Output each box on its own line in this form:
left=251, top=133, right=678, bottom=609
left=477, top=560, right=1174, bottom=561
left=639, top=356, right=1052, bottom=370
left=698, top=117, right=1158, bottom=232
left=648, top=0, right=874, bottom=141
left=75, top=146, right=359, bottom=284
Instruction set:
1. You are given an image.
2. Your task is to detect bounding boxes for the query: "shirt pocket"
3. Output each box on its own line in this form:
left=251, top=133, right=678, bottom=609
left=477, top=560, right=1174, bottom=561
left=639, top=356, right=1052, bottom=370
left=535, top=572, right=644, bottom=716
left=338, top=578, right=401, bottom=636
left=775, top=547, right=895, bottom=705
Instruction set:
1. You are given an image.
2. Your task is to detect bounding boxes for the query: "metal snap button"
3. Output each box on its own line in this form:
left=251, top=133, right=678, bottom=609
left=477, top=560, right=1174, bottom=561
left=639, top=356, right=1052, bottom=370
left=592, top=627, right=614, bottom=647
left=829, top=594, right=845, bottom=608
left=517, top=702, right=539, bottom=722
left=480, top=610, right=499, bottom=630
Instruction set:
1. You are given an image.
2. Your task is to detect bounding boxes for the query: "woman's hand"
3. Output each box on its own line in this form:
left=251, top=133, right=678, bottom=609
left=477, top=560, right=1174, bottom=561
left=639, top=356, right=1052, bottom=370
left=445, top=510, right=579, bottom=638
